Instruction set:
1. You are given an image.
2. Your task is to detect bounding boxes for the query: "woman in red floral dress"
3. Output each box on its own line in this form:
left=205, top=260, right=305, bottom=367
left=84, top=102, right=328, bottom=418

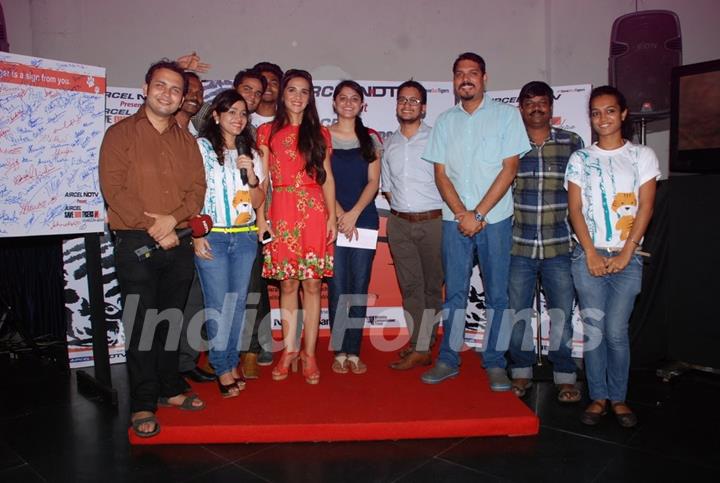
left=256, top=69, right=337, bottom=384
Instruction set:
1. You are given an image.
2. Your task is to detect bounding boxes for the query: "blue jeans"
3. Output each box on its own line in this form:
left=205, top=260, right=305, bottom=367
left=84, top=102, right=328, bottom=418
left=571, top=245, right=642, bottom=401
left=438, top=217, right=512, bottom=370
left=328, top=245, right=375, bottom=355
left=508, top=253, right=577, bottom=384
left=195, top=231, right=257, bottom=376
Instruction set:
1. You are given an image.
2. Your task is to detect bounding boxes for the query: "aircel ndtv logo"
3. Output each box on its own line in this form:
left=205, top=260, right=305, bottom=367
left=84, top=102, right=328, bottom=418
left=314, top=85, right=402, bottom=98
left=64, top=191, right=101, bottom=219
left=314, top=85, right=450, bottom=98
left=493, top=94, right=563, bottom=105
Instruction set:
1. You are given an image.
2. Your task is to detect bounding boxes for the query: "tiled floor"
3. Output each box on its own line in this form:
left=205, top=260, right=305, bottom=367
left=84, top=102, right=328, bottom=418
left=1, top=354, right=718, bottom=483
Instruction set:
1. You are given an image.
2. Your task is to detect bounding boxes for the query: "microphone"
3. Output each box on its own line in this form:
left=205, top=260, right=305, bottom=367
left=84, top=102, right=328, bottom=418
left=237, top=141, right=250, bottom=185
left=135, top=214, right=213, bottom=261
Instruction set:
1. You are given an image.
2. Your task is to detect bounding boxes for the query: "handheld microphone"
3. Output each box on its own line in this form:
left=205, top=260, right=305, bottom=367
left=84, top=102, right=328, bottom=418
left=237, top=141, right=250, bottom=185
left=135, top=214, right=213, bottom=261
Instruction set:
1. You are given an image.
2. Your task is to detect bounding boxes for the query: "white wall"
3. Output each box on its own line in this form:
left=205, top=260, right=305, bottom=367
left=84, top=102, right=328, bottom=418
left=3, top=0, right=720, bottom=176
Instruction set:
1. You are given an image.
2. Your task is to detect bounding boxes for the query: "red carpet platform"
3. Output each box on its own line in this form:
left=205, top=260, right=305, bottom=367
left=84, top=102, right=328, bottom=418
left=129, top=336, right=539, bottom=445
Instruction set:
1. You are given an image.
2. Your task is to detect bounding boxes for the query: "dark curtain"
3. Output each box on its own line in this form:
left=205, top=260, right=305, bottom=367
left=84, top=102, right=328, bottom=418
left=0, top=236, right=65, bottom=341
left=629, top=179, right=669, bottom=366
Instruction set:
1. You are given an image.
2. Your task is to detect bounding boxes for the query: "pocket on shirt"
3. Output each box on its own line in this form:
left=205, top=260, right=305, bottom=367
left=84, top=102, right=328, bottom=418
left=478, top=135, right=502, bottom=164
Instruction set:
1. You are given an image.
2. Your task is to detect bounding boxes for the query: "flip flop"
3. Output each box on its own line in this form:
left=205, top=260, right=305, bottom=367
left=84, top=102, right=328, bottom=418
left=557, top=385, right=582, bottom=403
left=131, top=415, right=160, bottom=438
left=157, top=393, right=206, bottom=411
left=511, top=379, right=533, bottom=398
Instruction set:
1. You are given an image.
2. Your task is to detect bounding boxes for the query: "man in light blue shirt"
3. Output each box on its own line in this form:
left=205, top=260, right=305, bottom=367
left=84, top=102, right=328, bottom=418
left=381, top=80, right=444, bottom=371
left=421, top=52, right=531, bottom=390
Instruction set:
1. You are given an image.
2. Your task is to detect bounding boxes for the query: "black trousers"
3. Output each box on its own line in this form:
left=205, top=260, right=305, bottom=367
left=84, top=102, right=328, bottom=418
left=114, top=230, right=194, bottom=413
left=178, top=270, right=204, bottom=372
left=243, top=242, right=272, bottom=353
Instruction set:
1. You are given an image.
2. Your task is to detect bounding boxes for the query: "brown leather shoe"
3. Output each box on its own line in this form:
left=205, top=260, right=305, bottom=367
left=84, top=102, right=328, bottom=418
left=389, top=351, right=432, bottom=370
left=241, top=353, right=259, bottom=379
left=397, top=346, right=414, bottom=359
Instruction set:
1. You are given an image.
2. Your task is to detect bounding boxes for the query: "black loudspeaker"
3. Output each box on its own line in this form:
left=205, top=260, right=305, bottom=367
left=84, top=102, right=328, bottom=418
left=609, top=10, right=682, bottom=117
left=0, top=3, right=8, bottom=52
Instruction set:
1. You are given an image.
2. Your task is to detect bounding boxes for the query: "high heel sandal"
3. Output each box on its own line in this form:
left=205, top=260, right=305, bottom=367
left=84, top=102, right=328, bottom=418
left=272, top=351, right=299, bottom=381
left=301, top=352, right=320, bottom=385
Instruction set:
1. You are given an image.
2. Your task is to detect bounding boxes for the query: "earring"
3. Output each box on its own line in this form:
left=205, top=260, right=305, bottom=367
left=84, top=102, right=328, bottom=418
left=215, top=120, right=219, bottom=125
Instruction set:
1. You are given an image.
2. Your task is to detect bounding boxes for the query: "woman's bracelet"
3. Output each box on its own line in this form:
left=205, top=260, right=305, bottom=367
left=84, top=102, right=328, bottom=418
left=247, top=178, right=259, bottom=188
left=629, top=238, right=641, bottom=246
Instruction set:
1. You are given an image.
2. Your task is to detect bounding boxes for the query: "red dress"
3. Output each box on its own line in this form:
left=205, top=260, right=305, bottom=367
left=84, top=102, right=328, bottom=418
left=257, top=123, right=334, bottom=280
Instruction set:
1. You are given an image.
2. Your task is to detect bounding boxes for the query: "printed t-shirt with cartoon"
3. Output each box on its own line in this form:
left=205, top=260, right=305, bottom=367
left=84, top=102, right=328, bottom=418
left=196, top=138, right=266, bottom=228
left=564, top=142, right=661, bottom=249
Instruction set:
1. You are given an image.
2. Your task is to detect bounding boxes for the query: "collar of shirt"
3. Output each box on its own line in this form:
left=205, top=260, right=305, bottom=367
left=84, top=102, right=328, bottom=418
left=529, top=127, right=558, bottom=148
left=396, top=121, right=431, bottom=142
left=454, top=96, right=486, bottom=116
left=134, top=104, right=180, bottom=135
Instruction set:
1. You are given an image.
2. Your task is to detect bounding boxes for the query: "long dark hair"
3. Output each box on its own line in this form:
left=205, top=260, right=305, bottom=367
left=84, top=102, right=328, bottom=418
left=198, top=89, right=256, bottom=165
left=589, top=85, right=634, bottom=141
left=333, top=80, right=375, bottom=163
left=270, top=69, right=327, bottom=184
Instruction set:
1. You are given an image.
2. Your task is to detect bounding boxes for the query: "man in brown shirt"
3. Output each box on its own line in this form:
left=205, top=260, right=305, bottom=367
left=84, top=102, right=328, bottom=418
left=99, top=59, right=207, bottom=438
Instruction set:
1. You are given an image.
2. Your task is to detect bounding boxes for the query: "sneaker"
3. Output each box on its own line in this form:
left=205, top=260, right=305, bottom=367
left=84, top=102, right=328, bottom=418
left=421, top=362, right=459, bottom=385
left=257, top=350, right=273, bottom=366
left=486, top=368, right=512, bottom=392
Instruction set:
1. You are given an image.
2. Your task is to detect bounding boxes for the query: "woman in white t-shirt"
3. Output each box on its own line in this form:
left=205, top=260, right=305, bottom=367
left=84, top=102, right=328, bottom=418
left=194, top=90, right=266, bottom=399
left=565, top=86, right=660, bottom=428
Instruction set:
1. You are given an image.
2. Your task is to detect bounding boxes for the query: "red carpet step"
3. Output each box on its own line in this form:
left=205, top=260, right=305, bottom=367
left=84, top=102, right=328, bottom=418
left=129, top=337, right=539, bottom=445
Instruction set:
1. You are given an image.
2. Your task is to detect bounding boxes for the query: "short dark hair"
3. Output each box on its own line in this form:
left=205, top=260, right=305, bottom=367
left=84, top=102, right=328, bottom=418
left=144, top=59, right=187, bottom=95
left=184, top=71, right=202, bottom=85
left=518, top=81, right=554, bottom=106
left=253, top=61, right=283, bottom=81
left=232, top=68, right=268, bottom=92
left=452, top=52, right=486, bottom=74
left=396, top=79, right=427, bottom=105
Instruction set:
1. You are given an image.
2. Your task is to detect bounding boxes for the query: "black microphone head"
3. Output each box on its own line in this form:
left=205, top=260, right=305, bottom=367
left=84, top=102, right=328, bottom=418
left=236, top=138, right=250, bottom=156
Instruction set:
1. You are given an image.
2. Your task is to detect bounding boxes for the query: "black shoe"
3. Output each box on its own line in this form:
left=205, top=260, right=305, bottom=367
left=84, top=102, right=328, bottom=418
left=580, top=400, right=608, bottom=426
left=181, top=367, right=216, bottom=383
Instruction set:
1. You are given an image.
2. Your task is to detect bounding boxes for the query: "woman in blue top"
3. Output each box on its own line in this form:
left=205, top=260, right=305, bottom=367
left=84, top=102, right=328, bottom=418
left=194, top=89, right=265, bottom=398
left=327, top=80, right=382, bottom=374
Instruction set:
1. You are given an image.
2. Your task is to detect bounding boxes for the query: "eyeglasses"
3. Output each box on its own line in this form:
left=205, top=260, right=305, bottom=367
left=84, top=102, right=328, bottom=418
left=397, top=97, right=422, bottom=106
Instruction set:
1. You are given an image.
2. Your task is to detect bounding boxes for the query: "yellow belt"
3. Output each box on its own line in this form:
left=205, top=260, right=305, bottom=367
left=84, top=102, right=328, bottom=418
left=211, top=226, right=258, bottom=233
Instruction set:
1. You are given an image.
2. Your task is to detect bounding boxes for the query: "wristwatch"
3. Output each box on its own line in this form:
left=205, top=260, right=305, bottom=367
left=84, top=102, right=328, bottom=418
left=474, top=211, right=485, bottom=223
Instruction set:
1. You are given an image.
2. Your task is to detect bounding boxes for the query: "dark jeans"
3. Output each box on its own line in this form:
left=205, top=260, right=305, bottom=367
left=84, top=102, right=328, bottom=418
left=114, top=230, right=194, bottom=414
left=241, top=242, right=272, bottom=354
left=508, top=253, right=577, bottom=384
left=328, top=245, right=375, bottom=355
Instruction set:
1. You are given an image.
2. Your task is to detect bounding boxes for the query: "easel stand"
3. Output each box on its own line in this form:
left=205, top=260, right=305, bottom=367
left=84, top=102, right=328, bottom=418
left=76, top=233, right=118, bottom=406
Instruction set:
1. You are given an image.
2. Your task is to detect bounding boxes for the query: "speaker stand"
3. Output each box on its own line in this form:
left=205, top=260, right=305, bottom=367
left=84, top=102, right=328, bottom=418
left=632, top=112, right=668, bottom=146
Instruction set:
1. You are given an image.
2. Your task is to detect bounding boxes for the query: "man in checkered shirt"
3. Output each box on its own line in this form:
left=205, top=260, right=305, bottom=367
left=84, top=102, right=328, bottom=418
left=507, top=81, right=584, bottom=403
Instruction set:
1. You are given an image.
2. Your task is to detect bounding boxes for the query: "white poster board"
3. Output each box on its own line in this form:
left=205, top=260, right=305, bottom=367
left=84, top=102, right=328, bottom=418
left=0, top=53, right=106, bottom=237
